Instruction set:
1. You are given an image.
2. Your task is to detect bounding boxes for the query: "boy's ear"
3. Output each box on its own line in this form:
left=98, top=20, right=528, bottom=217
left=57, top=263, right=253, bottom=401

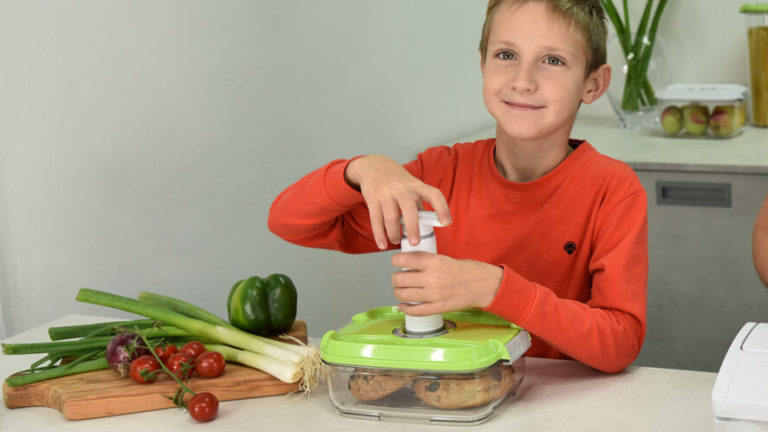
left=581, top=64, right=611, bottom=104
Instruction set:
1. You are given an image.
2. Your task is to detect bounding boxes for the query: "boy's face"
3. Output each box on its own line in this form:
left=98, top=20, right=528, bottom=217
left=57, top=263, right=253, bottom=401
left=481, top=1, right=608, bottom=143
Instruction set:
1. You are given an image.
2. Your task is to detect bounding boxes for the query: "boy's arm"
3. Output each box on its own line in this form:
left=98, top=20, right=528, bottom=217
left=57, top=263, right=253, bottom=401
left=754, top=191, right=768, bottom=286
left=267, top=158, right=379, bottom=252
left=268, top=155, right=450, bottom=252
left=485, top=190, right=648, bottom=374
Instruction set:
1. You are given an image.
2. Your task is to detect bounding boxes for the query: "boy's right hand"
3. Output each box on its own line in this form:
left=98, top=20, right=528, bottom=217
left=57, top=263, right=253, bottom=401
left=344, top=155, right=451, bottom=250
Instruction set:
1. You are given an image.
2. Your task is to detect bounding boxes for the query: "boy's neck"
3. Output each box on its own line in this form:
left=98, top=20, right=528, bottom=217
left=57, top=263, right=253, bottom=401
left=493, top=126, right=574, bottom=183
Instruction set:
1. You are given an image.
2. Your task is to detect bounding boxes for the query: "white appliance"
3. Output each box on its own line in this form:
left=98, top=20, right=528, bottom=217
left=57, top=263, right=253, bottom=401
left=712, top=322, right=768, bottom=431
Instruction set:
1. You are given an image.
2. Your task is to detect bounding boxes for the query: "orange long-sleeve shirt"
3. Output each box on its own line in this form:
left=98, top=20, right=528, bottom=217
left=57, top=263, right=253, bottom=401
left=268, top=139, right=648, bottom=373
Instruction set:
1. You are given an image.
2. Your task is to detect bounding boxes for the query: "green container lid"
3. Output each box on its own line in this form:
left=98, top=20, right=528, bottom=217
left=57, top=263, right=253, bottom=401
left=320, top=306, right=530, bottom=372
left=740, top=3, right=768, bottom=13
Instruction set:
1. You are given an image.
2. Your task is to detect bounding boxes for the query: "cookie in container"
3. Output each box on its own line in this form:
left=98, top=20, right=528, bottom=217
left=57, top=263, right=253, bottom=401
left=656, top=84, right=749, bottom=139
left=320, top=306, right=530, bottom=425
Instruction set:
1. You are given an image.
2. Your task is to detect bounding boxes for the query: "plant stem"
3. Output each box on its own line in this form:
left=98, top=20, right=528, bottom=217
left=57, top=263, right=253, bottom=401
left=622, top=0, right=630, bottom=36
left=137, top=333, right=197, bottom=406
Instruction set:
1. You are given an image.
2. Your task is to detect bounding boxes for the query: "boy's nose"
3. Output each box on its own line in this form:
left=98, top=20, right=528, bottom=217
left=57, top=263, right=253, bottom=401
left=508, top=63, right=537, bottom=93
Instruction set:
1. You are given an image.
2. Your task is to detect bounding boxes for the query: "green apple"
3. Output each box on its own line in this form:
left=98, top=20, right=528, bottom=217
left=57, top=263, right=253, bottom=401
left=660, top=105, right=683, bottom=134
left=709, top=105, right=736, bottom=137
left=682, top=104, right=710, bottom=135
left=734, top=103, right=747, bottom=129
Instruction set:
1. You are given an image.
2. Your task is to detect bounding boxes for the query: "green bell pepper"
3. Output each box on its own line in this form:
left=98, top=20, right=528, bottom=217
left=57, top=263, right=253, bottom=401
left=226, top=274, right=298, bottom=336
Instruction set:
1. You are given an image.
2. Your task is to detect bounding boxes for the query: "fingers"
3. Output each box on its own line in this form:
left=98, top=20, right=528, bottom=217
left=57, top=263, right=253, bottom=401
left=353, top=154, right=451, bottom=249
left=397, top=301, right=441, bottom=316
left=400, top=200, right=421, bottom=246
left=367, top=202, right=388, bottom=250
left=391, top=251, right=431, bottom=270
left=380, top=199, right=403, bottom=246
left=424, top=187, right=452, bottom=227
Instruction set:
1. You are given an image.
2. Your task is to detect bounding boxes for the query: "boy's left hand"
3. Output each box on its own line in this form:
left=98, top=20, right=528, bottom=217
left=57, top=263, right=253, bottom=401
left=390, top=251, right=502, bottom=316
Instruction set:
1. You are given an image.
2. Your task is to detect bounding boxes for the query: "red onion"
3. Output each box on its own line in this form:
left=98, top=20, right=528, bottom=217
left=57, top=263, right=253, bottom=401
left=106, top=332, right=150, bottom=377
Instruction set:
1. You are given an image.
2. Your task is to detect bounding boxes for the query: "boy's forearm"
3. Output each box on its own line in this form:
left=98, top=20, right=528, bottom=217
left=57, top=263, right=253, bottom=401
left=267, top=159, right=375, bottom=251
left=486, top=267, right=645, bottom=373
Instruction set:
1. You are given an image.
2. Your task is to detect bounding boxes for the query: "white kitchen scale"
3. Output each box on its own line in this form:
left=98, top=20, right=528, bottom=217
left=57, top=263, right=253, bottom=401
left=712, top=322, right=768, bottom=431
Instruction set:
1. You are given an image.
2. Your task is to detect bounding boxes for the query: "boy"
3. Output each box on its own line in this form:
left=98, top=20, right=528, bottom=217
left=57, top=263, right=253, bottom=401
left=269, top=0, right=647, bottom=373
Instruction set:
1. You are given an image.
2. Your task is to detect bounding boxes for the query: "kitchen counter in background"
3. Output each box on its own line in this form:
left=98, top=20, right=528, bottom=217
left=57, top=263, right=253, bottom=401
left=461, top=115, right=768, bottom=174
left=459, top=116, right=768, bottom=373
left=1, top=314, right=717, bottom=431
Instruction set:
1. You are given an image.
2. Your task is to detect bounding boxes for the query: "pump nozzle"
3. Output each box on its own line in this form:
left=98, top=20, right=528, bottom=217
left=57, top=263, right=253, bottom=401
left=400, top=211, right=446, bottom=335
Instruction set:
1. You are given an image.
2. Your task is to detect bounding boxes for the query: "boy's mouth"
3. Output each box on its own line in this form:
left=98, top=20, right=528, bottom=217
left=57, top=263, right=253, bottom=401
left=503, top=101, right=543, bottom=111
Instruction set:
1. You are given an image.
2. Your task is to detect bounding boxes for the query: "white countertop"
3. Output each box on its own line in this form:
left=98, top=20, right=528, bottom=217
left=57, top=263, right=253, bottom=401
left=1, top=314, right=718, bottom=431
left=461, top=115, right=768, bottom=174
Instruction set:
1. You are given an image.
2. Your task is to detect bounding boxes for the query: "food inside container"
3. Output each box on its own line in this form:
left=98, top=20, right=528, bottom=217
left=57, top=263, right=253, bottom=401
left=325, top=359, right=525, bottom=424
left=655, top=84, right=749, bottom=139
left=320, top=307, right=530, bottom=425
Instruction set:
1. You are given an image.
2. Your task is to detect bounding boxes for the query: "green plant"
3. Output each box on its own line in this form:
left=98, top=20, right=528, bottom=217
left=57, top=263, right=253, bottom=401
left=601, top=0, right=668, bottom=111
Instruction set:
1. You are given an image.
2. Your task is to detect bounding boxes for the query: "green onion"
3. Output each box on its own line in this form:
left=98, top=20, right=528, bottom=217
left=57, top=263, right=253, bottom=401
left=76, top=288, right=322, bottom=389
left=3, top=337, right=115, bottom=355
left=5, top=358, right=109, bottom=387
left=137, top=291, right=229, bottom=327
left=3, top=326, right=193, bottom=355
left=48, top=319, right=158, bottom=340
left=205, top=343, right=315, bottom=388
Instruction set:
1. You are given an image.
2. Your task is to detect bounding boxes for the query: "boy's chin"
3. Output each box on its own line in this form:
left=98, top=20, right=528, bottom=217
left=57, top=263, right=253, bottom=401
left=495, top=122, right=549, bottom=142
left=494, top=113, right=577, bottom=143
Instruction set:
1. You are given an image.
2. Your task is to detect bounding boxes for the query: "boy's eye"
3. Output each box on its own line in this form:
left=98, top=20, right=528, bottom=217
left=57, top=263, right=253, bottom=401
left=545, top=56, right=564, bottom=66
left=497, top=51, right=515, bottom=61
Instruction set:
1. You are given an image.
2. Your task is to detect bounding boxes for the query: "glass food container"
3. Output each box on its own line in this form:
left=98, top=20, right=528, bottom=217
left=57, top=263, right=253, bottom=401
left=321, top=307, right=530, bottom=425
left=741, top=3, right=768, bottom=126
left=655, top=84, right=749, bottom=139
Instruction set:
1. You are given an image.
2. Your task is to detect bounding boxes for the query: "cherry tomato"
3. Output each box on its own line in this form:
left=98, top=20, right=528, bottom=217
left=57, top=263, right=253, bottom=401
left=194, top=351, right=226, bottom=378
left=166, top=352, right=194, bottom=380
left=129, top=355, right=161, bottom=384
left=188, top=392, right=219, bottom=422
left=180, top=341, right=206, bottom=359
left=153, top=344, right=178, bottom=364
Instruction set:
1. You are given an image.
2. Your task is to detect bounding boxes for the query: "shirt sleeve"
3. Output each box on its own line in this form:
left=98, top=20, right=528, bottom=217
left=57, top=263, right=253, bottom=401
left=484, top=189, right=648, bottom=373
left=267, top=158, right=382, bottom=253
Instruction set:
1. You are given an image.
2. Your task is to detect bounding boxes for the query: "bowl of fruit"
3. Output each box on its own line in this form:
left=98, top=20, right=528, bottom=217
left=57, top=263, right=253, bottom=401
left=656, top=84, right=749, bottom=139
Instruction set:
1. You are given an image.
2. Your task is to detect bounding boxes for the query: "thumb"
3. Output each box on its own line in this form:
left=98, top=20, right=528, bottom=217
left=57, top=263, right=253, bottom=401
left=391, top=251, right=431, bottom=269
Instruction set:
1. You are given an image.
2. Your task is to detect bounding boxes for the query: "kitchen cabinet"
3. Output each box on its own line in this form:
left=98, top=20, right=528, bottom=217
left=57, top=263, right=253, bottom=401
left=635, top=169, right=768, bottom=371
left=461, top=116, right=768, bottom=372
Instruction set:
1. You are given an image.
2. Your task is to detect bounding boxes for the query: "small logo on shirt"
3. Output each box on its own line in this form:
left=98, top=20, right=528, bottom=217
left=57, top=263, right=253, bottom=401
left=563, top=241, right=577, bottom=255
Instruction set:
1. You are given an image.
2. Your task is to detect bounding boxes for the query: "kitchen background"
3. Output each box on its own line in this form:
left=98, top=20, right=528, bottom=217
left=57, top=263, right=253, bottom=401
left=0, top=1, right=758, bottom=370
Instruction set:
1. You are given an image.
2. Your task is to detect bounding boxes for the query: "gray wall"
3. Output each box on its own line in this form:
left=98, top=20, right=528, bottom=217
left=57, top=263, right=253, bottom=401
left=0, top=1, right=753, bottom=340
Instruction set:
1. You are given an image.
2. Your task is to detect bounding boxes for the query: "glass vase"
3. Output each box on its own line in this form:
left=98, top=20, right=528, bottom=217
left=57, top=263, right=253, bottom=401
left=606, top=33, right=670, bottom=130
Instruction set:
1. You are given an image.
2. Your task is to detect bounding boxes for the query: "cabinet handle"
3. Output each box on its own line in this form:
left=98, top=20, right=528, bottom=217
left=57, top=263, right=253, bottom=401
left=655, top=181, right=732, bottom=208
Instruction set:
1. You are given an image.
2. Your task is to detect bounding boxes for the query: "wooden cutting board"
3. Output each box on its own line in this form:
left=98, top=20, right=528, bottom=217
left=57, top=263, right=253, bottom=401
left=2, top=320, right=308, bottom=420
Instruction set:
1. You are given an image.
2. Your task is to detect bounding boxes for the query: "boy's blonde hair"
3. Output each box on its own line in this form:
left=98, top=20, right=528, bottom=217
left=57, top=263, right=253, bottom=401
left=479, top=0, right=607, bottom=77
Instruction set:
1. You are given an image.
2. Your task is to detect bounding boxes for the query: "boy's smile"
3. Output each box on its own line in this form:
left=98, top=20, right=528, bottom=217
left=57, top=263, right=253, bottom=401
left=504, top=100, right=544, bottom=111
left=481, top=1, right=608, bottom=147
